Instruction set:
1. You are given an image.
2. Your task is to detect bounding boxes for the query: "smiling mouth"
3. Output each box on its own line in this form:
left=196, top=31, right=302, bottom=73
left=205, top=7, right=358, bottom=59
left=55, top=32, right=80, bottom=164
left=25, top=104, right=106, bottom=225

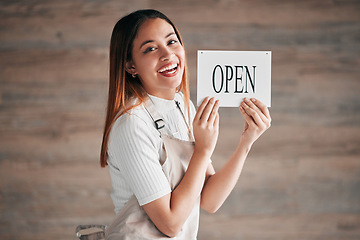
left=158, top=63, right=178, bottom=75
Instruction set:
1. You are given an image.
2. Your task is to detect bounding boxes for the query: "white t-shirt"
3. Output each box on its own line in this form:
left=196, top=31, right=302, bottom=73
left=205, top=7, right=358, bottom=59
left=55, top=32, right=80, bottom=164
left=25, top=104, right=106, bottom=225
left=107, top=93, right=196, bottom=213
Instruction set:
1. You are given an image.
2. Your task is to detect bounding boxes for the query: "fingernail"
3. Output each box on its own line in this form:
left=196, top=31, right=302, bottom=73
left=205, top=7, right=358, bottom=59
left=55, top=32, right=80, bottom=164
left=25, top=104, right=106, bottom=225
left=244, top=97, right=249, bottom=102
left=251, top=98, right=256, bottom=102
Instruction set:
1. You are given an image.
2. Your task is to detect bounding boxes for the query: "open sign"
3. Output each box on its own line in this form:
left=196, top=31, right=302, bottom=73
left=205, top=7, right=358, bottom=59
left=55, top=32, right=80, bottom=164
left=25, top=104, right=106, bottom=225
left=197, top=51, right=271, bottom=107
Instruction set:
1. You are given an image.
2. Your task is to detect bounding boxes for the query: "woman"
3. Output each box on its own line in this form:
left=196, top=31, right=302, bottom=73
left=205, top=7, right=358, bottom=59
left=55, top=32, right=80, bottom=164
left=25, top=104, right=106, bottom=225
left=100, top=9, right=271, bottom=239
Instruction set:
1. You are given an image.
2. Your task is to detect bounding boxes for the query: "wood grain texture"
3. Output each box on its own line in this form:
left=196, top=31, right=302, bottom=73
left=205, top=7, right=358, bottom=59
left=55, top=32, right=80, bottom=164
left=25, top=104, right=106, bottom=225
left=0, top=0, right=359, bottom=239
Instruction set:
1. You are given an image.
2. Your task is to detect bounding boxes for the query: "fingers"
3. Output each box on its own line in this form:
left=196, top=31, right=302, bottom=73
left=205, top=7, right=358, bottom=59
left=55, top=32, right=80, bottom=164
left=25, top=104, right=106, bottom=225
left=240, top=98, right=271, bottom=128
left=208, top=100, right=220, bottom=125
left=213, top=112, right=219, bottom=128
left=195, top=97, right=219, bottom=124
left=242, top=98, right=266, bottom=122
left=239, top=105, right=253, bottom=126
left=194, top=97, right=210, bottom=122
left=250, top=98, right=271, bottom=120
left=201, top=98, right=218, bottom=122
left=240, top=100, right=264, bottom=127
left=193, top=98, right=220, bottom=156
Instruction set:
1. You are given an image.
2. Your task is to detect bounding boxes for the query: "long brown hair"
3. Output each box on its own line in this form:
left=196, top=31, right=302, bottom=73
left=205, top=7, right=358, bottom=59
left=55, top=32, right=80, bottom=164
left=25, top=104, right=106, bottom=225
left=100, top=9, right=190, bottom=167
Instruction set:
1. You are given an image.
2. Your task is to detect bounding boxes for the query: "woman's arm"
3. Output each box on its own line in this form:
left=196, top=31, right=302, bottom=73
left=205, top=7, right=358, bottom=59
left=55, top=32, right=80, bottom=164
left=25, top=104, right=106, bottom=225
left=142, top=97, right=220, bottom=237
left=200, top=97, right=271, bottom=213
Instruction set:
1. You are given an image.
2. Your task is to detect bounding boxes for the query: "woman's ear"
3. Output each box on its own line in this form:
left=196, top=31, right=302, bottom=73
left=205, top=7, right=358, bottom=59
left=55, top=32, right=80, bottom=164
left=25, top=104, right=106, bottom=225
left=125, top=61, right=137, bottom=76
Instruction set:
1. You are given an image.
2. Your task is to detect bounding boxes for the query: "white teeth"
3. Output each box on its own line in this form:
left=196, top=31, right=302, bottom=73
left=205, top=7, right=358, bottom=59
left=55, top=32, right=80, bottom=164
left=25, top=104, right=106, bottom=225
left=158, top=64, right=177, bottom=73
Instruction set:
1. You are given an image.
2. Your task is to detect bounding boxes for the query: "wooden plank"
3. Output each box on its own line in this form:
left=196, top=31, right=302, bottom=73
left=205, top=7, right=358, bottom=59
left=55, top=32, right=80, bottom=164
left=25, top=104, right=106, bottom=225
left=0, top=161, right=113, bottom=240
left=154, top=0, right=360, bottom=27
left=215, top=155, right=360, bottom=215
left=0, top=1, right=359, bottom=239
left=1, top=1, right=359, bottom=50
left=1, top=159, right=358, bottom=239
left=198, top=213, right=360, bottom=240
left=0, top=48, right=108, bottom=84
left=0, top=0, right=147, bottom=50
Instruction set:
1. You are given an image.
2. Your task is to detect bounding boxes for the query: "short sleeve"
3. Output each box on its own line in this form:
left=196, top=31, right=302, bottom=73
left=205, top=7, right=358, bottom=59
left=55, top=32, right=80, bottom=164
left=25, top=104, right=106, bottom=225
left=108, top=113, right=171, bottom=206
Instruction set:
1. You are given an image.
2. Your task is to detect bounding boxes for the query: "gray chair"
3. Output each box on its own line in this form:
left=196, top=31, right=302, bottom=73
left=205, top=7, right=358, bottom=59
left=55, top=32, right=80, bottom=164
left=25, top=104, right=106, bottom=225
left=75, top=224, right=107, bottom=240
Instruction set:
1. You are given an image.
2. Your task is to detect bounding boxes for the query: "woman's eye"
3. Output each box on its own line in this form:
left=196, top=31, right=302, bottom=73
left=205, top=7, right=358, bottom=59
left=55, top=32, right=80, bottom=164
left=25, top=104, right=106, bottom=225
left=168, top=40, right=178, bottom=45
left=144, top=47, right=156, bottom=53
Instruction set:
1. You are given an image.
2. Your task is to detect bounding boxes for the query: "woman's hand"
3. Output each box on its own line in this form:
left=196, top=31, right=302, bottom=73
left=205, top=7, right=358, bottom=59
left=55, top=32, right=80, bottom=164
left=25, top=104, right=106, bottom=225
left=193, top=97, right=220, bottom=158
left=142, top=97, right=220, bottom=238
left=239, top=97, right=271, bottom=148
left=200, top=98, right=270, bottom=213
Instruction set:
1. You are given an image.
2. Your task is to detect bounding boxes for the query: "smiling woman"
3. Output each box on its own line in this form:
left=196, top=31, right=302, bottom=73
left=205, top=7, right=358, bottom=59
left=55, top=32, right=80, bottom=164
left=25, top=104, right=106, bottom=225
left=126, top=18, right=185, bottom=100
left=100, top=9, right=271, bottom=240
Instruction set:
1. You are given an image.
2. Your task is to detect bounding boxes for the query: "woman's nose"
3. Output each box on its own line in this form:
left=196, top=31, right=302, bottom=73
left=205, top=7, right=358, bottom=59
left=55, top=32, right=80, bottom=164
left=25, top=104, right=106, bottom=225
left=160, top=47, right=173, bottom=61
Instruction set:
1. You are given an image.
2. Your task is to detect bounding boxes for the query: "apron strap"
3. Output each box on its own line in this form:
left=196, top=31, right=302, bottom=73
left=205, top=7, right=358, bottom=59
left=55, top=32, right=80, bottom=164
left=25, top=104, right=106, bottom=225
left=143, top=97, right=168, bottom=136
left=175, top=100, right=193, bottom=141
left=144, top=95, right=193, bottom=141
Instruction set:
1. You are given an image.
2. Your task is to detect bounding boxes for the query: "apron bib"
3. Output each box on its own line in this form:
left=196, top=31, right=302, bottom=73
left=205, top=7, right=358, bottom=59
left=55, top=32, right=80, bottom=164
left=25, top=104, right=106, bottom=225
left=106, top=98, right=199, bottom=240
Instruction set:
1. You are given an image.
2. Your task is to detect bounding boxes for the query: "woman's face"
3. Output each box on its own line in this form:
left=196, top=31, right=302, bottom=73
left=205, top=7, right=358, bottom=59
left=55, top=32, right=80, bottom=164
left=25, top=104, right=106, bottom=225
left=127, top=18, right=185, bottom=100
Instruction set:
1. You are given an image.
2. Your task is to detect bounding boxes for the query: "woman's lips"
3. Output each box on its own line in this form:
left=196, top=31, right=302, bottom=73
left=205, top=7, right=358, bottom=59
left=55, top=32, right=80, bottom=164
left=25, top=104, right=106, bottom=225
left=158, top=63, right=179, bottom=77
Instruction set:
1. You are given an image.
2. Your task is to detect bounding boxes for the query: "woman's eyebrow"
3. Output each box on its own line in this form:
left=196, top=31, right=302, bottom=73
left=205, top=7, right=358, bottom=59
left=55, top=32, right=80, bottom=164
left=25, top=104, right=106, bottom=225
left=139, top=40, right=153, bottom=49
left=165, top=32, right=175, bottom=38
left=139, top=32, right=176, bottom=49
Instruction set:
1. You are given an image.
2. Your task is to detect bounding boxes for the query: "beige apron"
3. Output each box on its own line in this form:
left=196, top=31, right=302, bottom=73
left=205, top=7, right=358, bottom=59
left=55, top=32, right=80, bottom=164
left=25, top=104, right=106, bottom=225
left=106, top=98, right=200, bottom=240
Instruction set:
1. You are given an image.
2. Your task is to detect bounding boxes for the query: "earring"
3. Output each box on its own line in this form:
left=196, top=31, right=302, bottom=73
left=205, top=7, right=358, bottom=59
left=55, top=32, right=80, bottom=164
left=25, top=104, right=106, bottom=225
left=132, top=74, right=136, bottom=78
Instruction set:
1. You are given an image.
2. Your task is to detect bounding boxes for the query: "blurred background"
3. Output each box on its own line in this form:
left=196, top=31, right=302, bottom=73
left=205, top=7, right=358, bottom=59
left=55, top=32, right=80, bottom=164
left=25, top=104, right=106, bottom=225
left=0, top=0, right=359, bottom=239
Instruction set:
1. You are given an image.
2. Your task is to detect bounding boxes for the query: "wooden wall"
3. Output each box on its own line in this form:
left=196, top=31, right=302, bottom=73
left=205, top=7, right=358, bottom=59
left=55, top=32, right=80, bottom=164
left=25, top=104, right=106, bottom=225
left=0, top=0, right=359, bottom=239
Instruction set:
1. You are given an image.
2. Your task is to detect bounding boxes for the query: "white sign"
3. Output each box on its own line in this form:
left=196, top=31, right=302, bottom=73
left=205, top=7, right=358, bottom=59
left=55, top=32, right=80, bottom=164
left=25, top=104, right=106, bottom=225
left=197, top=50, right=271, bottom=107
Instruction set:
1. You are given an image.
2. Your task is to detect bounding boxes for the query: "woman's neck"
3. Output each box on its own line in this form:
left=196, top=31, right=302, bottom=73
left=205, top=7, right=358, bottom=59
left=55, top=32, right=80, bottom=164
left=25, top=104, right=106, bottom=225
left=145, top=89, right=176, bottom=100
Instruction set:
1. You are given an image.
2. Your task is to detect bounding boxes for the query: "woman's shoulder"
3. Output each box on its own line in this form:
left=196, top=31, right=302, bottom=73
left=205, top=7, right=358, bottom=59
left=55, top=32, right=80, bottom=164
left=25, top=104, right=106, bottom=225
left=108, top=103, right=160, bottom=150
left=113, top=104, right=153, bottom=130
